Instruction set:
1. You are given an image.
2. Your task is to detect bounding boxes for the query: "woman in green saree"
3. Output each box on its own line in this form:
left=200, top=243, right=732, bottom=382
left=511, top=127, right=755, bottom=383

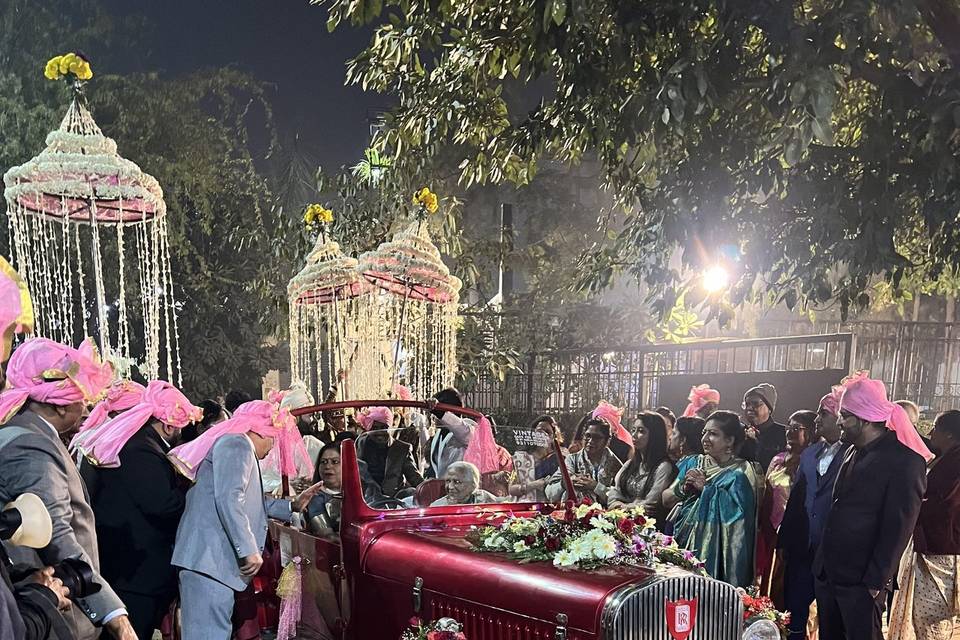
left=662, top=410, right=763, bottom=587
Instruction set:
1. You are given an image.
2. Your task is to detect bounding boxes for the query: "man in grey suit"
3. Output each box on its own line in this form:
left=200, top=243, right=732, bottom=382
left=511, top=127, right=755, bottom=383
left=0, top=338, right=137, bottom=640
left=169, top=399, right=320, bottom=640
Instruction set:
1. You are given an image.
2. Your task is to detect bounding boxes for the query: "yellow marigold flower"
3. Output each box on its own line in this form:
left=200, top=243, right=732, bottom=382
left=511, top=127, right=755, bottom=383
left=77, top=63, right=93, bottom=81
left=413, top=187, right=440, bottom=214
left=59, top=53, right=77, bottom=74
left=318, top=207, right=334, bottom=224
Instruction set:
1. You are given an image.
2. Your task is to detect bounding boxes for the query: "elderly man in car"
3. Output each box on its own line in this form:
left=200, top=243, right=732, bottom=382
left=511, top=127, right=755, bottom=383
left=431, top=461, right=498, bottom=506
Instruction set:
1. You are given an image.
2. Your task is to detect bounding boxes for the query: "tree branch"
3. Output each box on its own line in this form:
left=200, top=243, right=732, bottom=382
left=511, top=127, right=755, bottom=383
left=915, top=0, right=960, bottom=70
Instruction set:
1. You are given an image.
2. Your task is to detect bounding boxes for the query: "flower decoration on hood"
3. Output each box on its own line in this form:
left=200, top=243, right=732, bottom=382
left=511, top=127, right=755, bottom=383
left=44, top=52, right=93, bottom=81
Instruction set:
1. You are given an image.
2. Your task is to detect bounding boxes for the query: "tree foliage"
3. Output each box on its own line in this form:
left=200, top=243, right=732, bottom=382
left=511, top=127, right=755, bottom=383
left=316, top=0, right=960, bottom=320
left=0, top=0, right=304, bottom=397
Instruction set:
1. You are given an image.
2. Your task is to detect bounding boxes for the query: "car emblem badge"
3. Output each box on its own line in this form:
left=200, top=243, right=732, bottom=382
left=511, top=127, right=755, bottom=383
left=665, top=598, right=698, bottom=640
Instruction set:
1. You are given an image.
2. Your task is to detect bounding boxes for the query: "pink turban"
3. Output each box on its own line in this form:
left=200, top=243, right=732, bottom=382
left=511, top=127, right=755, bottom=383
left=592, top=400, right=632, bottom=446
left=168, top=399, right=310, bottom=481
left=0, top=257, right=33, bottom=363
left=682, top=384, right=721, bottom=418
left=0, top=338, right=112, bottom=424
left=73, top=380, right=202, bottom=467
left=392, top=384, right=413, bottom=401
left=839, top=376, right=933, bottom=462
left=463, top=415, right=499, bottom=473
left=76, top=380, right=146, bottom=435
left=358, top=406, right=394, bottom=431
left=818, top=385, right=844, bottom=417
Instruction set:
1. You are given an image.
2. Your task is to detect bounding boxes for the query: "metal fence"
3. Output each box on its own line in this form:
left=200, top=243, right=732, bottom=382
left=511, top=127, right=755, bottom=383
left=465, top=333, right=854, bottom=423
left=756, top=320, right=960, bottom=414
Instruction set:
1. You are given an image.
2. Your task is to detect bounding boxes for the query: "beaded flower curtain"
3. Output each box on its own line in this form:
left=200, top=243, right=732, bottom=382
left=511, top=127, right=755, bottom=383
left=288, top=207, right=383, bottom=401
left=3, top=56, right=180, bottom=381
left=358, top=214, right=461, bottom=400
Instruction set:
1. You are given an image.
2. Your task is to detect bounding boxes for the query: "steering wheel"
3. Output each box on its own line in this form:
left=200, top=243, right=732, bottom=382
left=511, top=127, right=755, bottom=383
left=369, top=497, right=408, bottom=510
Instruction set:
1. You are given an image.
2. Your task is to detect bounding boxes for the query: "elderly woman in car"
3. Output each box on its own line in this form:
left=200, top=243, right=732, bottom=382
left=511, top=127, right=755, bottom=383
left=430, top=461, right=498, bottom=506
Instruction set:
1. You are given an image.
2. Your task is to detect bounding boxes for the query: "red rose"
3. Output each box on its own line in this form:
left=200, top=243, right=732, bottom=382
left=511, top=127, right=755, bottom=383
left=524, top=535, right=536, bottom=545
left=581, top=496, right=594, bottom=506
left=545, top=536, right=561, bottom=551
left=618, top=519, right=635, bottom=535
left=408, top=617, right=422, bottom=628
left=633, top=515, right=647, bottom=527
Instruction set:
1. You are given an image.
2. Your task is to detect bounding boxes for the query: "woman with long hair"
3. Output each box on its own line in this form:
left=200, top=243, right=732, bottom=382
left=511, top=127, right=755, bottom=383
left=662, top=410, right=763, bottom=587
left=608, top=412, right=677, bottom=522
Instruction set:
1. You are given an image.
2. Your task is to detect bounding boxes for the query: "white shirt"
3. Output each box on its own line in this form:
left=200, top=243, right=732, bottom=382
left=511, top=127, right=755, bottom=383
left=817, top=440, right=845, bottom=476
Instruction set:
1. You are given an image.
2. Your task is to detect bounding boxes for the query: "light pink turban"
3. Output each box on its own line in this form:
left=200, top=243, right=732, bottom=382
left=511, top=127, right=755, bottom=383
left=818, top=384, right=844, bottom=417
left=0, top=257, right=33, bottom=363
left=358, top=406, right=394, bottom=431
left=682, top=384, right=721, bottom=418
left=76, top=380, right=147, bottom=435
left=592, top=400, right=632, bottom=446
left=0, top=338, right=112, bottom=424
left=168, top=399, right=310, bottom=481
left=73, top=380, right=202, bottom=467
left=392, top=384, right=413, bottom=401
left=839, top=375, right=933, bottom=462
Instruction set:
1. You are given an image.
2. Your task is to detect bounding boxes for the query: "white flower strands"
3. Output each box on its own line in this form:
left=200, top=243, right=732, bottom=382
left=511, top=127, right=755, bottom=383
left=358, top=219, right=461, bottom=400
left=3, top=84, right=180, bottom=382
left=287, top=233, right=381, bottom=401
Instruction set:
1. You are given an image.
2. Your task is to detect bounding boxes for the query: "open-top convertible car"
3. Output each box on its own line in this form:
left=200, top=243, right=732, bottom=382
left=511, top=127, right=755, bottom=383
left=261, top=399, right=773, bottom=640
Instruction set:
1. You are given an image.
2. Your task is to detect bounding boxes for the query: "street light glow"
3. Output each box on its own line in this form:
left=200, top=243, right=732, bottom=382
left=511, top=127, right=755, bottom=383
left=702, top=265, right=730, bottom=293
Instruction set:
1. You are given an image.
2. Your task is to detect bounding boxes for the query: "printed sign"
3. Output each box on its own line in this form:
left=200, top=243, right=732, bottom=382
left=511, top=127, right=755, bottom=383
left=665, top=598, right=698, bottom=640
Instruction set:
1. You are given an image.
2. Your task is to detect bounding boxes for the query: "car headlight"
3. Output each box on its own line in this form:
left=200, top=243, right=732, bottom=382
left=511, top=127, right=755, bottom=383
left=742, top=618, right=781, bottom=640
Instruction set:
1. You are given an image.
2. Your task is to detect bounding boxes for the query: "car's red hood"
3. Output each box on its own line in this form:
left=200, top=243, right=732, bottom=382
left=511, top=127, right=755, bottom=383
left=363, top=526, right=655, bottom=632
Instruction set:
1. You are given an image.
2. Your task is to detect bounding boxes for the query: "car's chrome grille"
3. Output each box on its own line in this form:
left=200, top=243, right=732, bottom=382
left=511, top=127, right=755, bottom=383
left=602, top=569, right=742, bottom=640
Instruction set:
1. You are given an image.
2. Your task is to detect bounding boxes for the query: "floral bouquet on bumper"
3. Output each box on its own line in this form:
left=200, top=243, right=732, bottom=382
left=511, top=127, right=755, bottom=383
left=466, top=500, right=707, bottom=572
left=738, top=587, right=790, bottom=639
left=402, top=616, right=467, bottom=640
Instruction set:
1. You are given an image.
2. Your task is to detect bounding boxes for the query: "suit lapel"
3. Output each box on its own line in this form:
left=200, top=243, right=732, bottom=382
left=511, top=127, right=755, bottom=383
left=18, top=411, right=90, bottom=501
left=831, top=446, right=857, bottom=500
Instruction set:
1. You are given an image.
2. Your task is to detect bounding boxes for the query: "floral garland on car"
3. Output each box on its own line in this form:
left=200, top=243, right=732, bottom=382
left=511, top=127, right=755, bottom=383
left=739, top=587, right=791, bottom=638
left=402, top=616, right=467, bottom=640
left=466, top=500, right=707, bottom=572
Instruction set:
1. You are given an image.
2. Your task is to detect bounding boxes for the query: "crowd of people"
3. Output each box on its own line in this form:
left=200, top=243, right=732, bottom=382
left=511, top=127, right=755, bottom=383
left=0, top=277, right=957, bottom=640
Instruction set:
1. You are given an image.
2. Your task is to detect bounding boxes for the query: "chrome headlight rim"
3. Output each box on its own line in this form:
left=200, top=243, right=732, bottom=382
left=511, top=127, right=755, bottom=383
left=742, top=617, right=781, bottom=640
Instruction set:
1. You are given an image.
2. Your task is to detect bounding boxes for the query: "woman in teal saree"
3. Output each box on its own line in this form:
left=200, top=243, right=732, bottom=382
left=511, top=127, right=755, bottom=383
left=663, top=410, right=763, bottom=587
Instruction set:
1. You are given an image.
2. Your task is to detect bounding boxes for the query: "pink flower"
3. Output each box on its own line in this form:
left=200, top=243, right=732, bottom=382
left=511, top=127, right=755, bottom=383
left=408, top=617, right=422, bottom=628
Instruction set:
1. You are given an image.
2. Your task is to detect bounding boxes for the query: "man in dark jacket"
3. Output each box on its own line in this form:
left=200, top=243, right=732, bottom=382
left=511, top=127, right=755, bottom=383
left=778, top=389, right=849, bottom=636
left=813, top=376, right=931, bottom=640
left=75, top=380, right=201, bottom=640
left=742, top=383, right=787, bottom=471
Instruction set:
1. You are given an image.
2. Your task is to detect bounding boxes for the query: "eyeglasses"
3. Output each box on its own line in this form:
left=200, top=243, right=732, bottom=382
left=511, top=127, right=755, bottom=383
left=318, top=458, right=341, bottom=466
left=742, top=399, right=764, bottom=410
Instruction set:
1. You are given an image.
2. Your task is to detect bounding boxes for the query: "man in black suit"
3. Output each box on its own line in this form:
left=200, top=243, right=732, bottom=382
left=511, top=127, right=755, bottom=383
left=778, top=389, right=849, bottom=636
left=76, top=380, right=202, bottom=640
left=813, top=376, right=932, bottom=640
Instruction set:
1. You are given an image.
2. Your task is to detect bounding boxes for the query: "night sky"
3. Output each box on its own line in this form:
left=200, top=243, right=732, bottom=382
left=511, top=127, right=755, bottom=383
left=100, top=0, right=389, bottom=170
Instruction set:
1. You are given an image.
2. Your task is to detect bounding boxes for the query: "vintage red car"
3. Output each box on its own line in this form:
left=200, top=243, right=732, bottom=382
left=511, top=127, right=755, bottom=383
left=262, top=399, right=767, bottom=640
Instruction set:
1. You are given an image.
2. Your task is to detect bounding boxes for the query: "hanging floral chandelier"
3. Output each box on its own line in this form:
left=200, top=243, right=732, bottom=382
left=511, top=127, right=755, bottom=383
left=357, top=188, right=461, bottom=399
left=3, top=53, right=181, bottom=381
left=287, top=205, right=382, bottom=401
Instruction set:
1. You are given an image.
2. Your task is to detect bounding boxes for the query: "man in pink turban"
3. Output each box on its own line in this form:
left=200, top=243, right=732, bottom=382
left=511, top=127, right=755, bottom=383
left=813, top=375, right=930, bottom=640
left=0, top=338, right=137, bottom=640
left=356, top=406, right=424, bottom=497
left=168, top=400, right=321, bottom=640
left=69, top=380, right=147, bottom=464
left=779, top=383, right=850, bottom=637
left=682, top=384, right=720, bottom=419
left=72, top=380, right=201, bottom=640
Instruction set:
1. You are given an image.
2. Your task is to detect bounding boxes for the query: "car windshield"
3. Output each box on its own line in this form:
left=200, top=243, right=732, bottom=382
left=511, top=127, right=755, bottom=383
left=342, top=414, right=566, bottom=511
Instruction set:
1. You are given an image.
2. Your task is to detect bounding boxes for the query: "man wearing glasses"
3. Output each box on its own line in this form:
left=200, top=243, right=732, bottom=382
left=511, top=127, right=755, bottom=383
left=741, top=383, right=787, bottom=471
